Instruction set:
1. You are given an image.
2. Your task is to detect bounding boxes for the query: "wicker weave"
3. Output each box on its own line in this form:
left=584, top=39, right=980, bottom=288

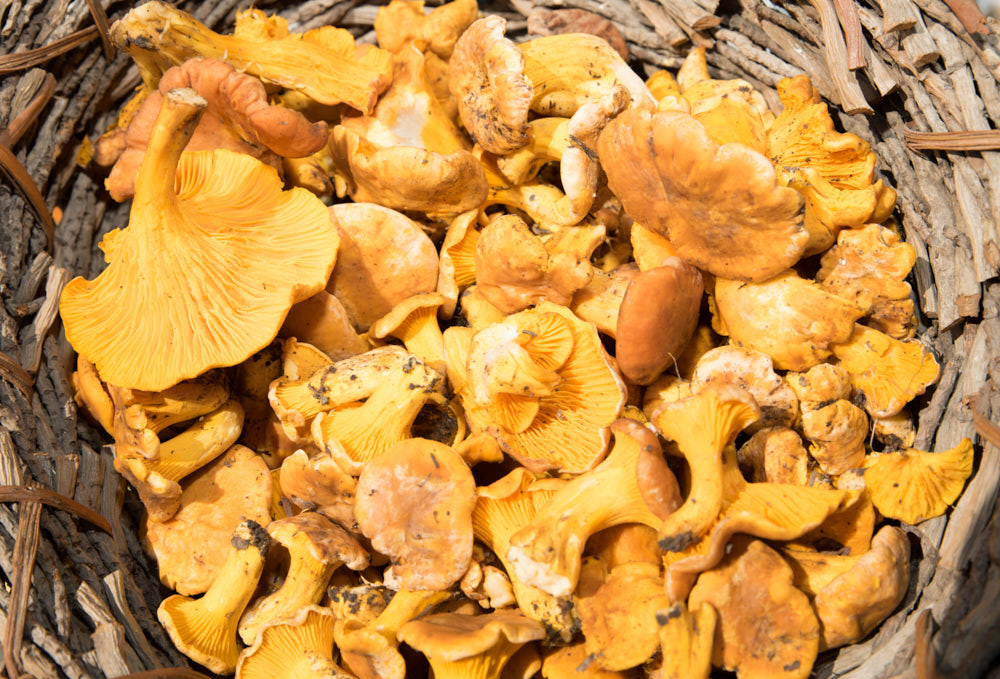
left=1, top=0, right=999, bottom=676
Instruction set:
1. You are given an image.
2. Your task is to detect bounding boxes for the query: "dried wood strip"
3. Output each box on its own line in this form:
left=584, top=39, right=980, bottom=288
left=656, top=0, right=720, bottom=32
left=77, top=581, right=145, bottom=678
left=864, top=40, right=902, bottom=96
left=901, top=14, right=942, bottom=69
left=0, top=26, right=98, bottom=76
left=712, top=42, right=783, bottom=86
left=690, top=0, right=721, bottom=13
left=901, top=212, right=939, bottom=317
left=941, top=0, right=988, bottom=33
left=0, top=486, right=113, bottom=534
left=52, top=566, right=71, bottom=640
left=970, top=54, right=1000, bottom=125
left=0, top=144, right=55, bottom=250
left=630, top=0, right=688, bottom=48
left=873, top=0, right=921, bottom=31
left=806, top=0, right=873, bottom=113
left=11, top=250, right=51, bottom=309
left=0, top=349, right=33, bottom=397
left=780, top=1, right=827, bottom=44
left=0, top=71, right=54, bottom=146
left=716, top=28, right=806, bottom=78
left=55, top=454, right=78, bottom=498
left=857, top=5, right=902, bottom=51
left=901, top=71, right=950, bottom=132
left=903, top=127, right=1000, bottom=149
left=758, top=19, right=840, bottom=103
left=103, top=571, right=163, bottom=671
left=912, top=0, right=980, bottom=36
left=935, top=320, right=998, bottom=448
left=936, top=404, right=1000, bottom=572
left=950, top=158, right=995, bottom=283
left=629, top=43, right=685, bottom=70
left=833, top=0, right=866, bottom=69
left=2, top=486, right=42, bottom=679
left=0, top=430, right=24, bottom=487
left=22, top=264, right=68, bottom=375
left=28, top=622, right=94, bottom=679
left=83, top=0, right=114, bottom=61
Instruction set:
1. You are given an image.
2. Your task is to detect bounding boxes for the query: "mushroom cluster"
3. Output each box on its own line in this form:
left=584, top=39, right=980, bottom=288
left=64, top=3, right=977, bottom=677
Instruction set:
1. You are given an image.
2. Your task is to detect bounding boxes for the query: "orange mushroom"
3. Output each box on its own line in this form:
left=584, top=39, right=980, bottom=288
left=60, top=87, right=339, bottom=392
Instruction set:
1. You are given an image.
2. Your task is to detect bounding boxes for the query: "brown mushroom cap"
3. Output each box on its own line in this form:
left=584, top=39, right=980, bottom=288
left=448, top=16, right=532, bottom=153
left=614, top=257, right=704, bottom=385
left=145, top=444, right=271, bottom=595
left=597, top=107, right=807, bottom=282
left=326, top=203, right=439, bottom=331
left=354, top=438, right=476, bottom=590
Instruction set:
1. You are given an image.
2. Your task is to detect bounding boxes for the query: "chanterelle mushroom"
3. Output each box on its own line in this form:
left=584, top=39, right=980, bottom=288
left=598, top=108, right=807, bottom=282
left=106, top=57, right=328, bottom=202
left=397, top=610, right=545, bottom=679
left=354, top=438, right=476, bottom=591
left=236, top=605, right=353, bottom=679
left=60, top=87, right=339, bottom=392
left=111, top=2, right=393, bottom=113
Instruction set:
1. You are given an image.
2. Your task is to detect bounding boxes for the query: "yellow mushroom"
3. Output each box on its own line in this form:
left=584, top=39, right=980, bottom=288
left=657, top=601, right=717, bottom=679
left=830, top=323, right=940, bottom=419
left=397, top=610, right=545, bottom=679
left=864, top=438, right=974, bottom=523
left=472, top=468, right=579, bottom=643
left=158, top=520, right=270, bottom=674
left=370, top=292, right=448, bottom=374
left=236, top=605, right=353, bottom=679
left=505, top=419, right=680, bottom=597
left=438, top=210, right=482, bottom=319
left=238, top=513, right=369, bottom=645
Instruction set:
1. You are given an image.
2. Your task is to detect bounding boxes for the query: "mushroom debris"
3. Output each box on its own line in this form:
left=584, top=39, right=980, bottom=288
left=64, top=3, right=977, bottom=676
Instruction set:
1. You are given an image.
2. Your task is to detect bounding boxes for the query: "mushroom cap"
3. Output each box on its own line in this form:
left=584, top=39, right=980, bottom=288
left=354, top=438, right=476, bottom=590
left=713, top=271, right=866, bottom=372
left=831, top=323, right=940, bottom=418
left=279, top=449, right=357, bottom=525
left=688, top=537, right=819, bottom=679
left=656, top=601, right=717, bottom=679
left=616, top=257, right=704, bottom=385
left=864, top=439, right=974, bottom=523
left=570, top=266, right=640, bottom=339
left=813, top=525, right=911, bottom=649
left=575, top=561, right=668, bottom=670
left=267, top=512, right=369, bottom=570
left=438, top=210, right=481, bottom=319
left=145, top=444, right=271, bottom=595
left=397, top=610, right=545, bottom=662
left=449, top=16, right=532, bottom=154
left=236, top=605, right=352, bottom=679
left=597, top=107, right=807, bottom=282
left=326, top=203, right=439, bottom=331
left=542, top=641, right=631, bottom=678
left=374, top=0, right=479, bottom=59
left=737, top=426, right=810, bottom=485
left=61, top=88, right=340, bottom=392
left=107, top=57, right=328, bottom=202
left=691, top=345, right=799, bottom=431
left=279, top=290, right=368, bottom=362
left=474, top=214, right=593, bottom=315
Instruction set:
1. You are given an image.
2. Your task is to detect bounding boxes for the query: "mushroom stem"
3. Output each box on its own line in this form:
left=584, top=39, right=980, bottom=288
left=133, top=87, right=206, bottom=213
left=157, top=520, right=269, bottom=674
left=505, top=420, right=679, bottom=597
left=148, top=399, right=245, bottom=482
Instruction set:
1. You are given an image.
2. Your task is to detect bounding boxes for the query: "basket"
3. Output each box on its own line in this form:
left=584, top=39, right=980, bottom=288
left=1, top=0, right=998, bottom=676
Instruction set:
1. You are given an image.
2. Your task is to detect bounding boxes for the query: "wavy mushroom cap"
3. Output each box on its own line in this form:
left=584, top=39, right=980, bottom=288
left=713, top=271, right=866, bottom=372
left=145, top=444, right=271, bottom=595
left=354, top=438, right=476, bottom=590
left=61, top=88, right=339, bottom=392
left=236, top=606, right=352, bottom=679
left=598, top=108, right=807, bottom=282
left=449, top=16, right=532, bottom=153
left=374, top=0, right=479, bottom=59
left=656, top=601, right=717, bottom=679
left=107, top=57, right=328, bottom=201
left=326, top=203, right=439, bottom=331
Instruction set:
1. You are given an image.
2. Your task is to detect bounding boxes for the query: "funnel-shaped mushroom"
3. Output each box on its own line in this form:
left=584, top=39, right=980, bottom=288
left=145, top=445, right=272, bottom=595
left=864, top=439, right=973, bottom=523
left=397, top=611, right=545, bottom=679
left=438, top=210, right=482, bottom=319
left=335, top=588, right=452, bottom=679
left=279, top=449, right=357, bottom=528
left=713, top=272, right=866, bottom=371
left=830, top=323, right=940, bottom=418
left=462, top=302, right=626, bottom=473
left=158, top=520, right=270, bottom=674
left=238, top=513, right=369, bottom=645
left=370, top=292, right=448, bottom=374
left=355, top=438, right=476, bottom=590
left=691, top=346, right=799, bottom=431
left=769, top=76, right=878, bottom=254
left=111, top=2, right=392, bottom=113
left=61, top=87, right=339, bottom=392
left=107, top=57, right=329, bottom=201
left=688, top=537, right=819, bottom=679
left=279, top=290, right=368, bottom=362
left=236, top=605, right=352, bottom=679
left=506, top=419, right=680, bottom=597
left=597, top=108, right=806, bottom=282
left=816, top=223, right=917, bottom=339
left=72, top=355, right=115, bottom=434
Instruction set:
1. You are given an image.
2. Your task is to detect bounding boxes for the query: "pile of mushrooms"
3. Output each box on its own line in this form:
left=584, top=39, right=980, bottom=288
left=62, top=1, right=977, bottom=677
